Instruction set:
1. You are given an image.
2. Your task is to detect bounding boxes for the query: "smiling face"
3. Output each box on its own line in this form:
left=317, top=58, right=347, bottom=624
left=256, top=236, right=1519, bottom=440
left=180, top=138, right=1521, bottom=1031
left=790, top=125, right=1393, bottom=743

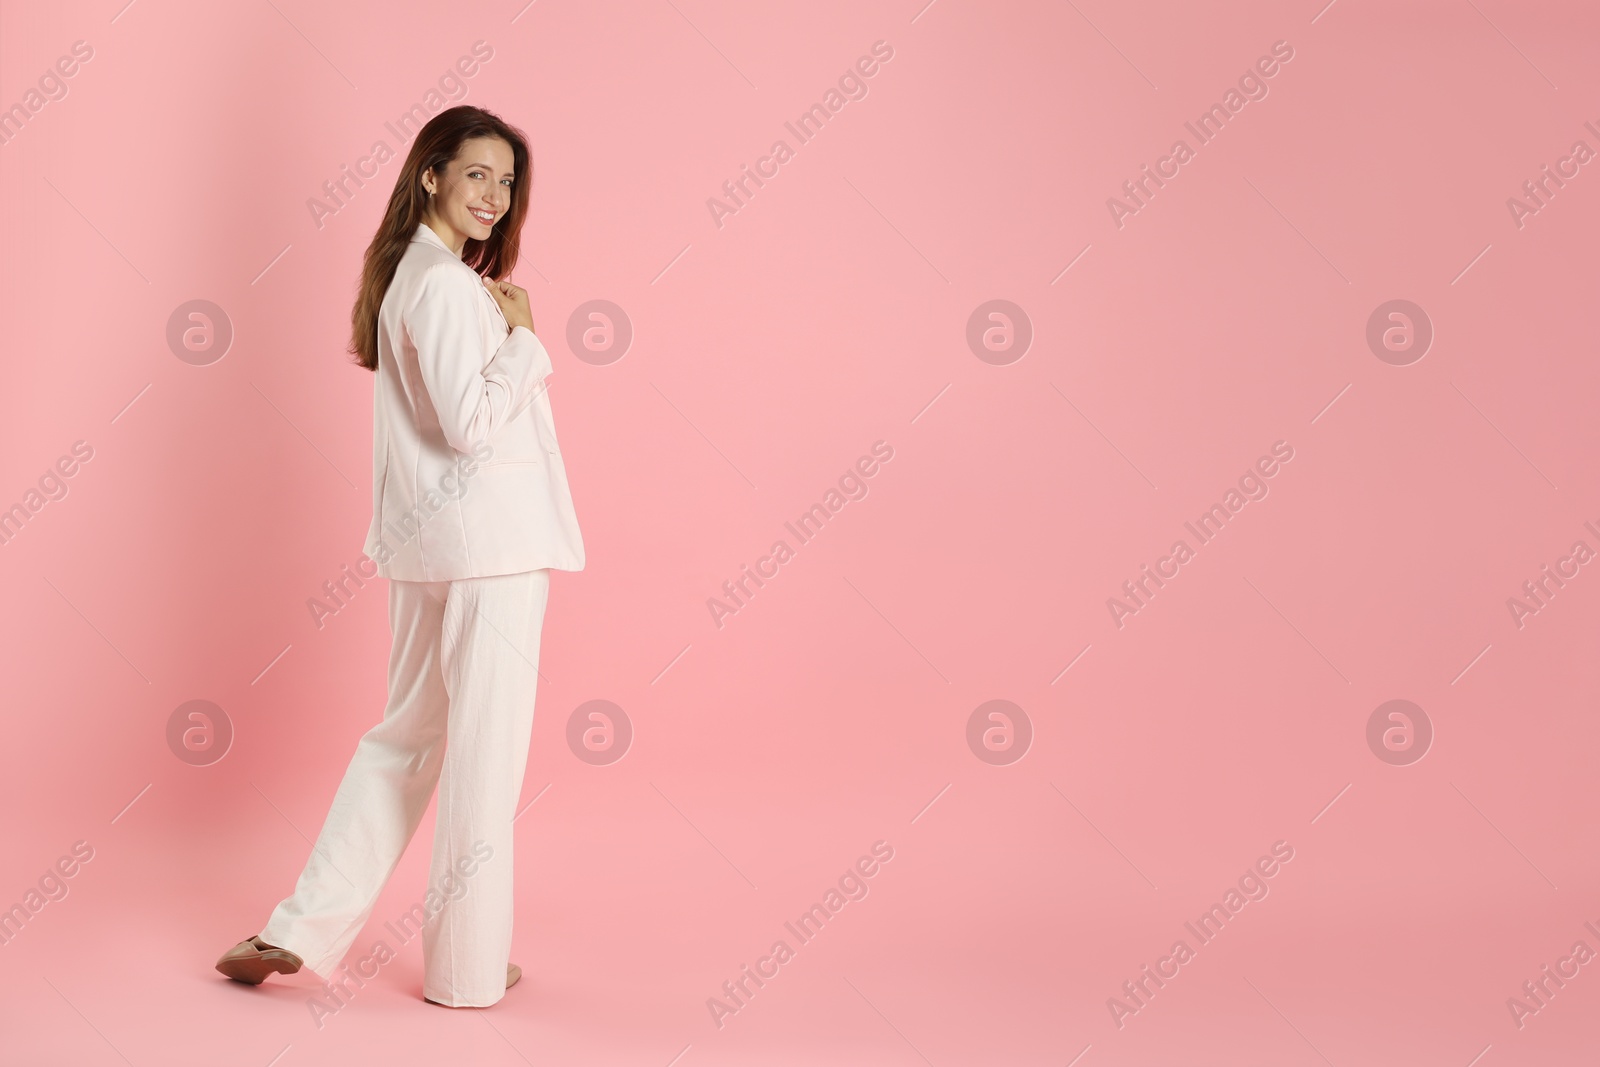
left=419, top=135, right=516, bottom=257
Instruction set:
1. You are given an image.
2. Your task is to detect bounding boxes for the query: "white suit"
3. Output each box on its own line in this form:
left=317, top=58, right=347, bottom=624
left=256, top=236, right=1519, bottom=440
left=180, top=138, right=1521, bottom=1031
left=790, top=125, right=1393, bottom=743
left=259, top=221, right=581, bottom=1007
left=363, top=220, right=584, bottom=580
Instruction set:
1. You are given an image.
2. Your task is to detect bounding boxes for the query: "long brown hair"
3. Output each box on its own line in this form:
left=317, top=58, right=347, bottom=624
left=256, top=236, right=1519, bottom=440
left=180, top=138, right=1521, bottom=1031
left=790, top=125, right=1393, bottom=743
left=348, top=104, right=532, bottom=371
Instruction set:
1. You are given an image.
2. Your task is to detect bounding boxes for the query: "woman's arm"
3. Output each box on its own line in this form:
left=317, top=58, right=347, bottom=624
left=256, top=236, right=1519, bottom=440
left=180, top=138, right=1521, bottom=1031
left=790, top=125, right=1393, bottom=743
left=408, top=260, right=554, bottom=455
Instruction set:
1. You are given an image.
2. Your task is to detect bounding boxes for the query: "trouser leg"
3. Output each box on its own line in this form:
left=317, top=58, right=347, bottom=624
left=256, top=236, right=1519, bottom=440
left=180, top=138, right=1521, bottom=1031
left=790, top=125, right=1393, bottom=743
left=258, top=578, right=451, bottom=979
left=421, top=568, right=550, bottom=1007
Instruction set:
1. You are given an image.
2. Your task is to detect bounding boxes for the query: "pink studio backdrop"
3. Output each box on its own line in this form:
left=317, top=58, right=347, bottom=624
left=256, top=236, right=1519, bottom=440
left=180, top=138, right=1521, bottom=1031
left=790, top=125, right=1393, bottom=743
left=3, top=0, right=1600, bottom=1063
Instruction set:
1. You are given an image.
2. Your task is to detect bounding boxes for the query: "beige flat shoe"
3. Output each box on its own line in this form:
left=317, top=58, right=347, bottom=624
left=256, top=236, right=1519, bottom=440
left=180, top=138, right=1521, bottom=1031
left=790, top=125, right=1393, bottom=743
left=424, top=963, right=522, bottom=1006
left=216, top=935, right=303, bottom=984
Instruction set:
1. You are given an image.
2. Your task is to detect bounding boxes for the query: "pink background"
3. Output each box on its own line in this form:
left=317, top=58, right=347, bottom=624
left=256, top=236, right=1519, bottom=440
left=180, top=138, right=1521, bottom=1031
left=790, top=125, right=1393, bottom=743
left=3, top=0, right=1600, bottom=1063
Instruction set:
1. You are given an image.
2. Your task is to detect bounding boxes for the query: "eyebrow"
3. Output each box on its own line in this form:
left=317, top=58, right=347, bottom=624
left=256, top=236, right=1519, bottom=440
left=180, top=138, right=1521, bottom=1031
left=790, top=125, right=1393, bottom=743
left=464, top=161, right=514, bottom=177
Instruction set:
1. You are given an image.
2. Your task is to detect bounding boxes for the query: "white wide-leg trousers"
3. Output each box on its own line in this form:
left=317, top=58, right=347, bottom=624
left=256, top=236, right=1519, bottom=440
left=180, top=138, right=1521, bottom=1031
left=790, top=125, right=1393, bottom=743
left=258, top=568, right=550, bottom=1007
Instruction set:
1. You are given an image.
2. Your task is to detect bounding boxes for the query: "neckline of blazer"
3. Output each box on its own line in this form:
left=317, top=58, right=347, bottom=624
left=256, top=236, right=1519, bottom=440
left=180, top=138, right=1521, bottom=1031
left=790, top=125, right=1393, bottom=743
left=410, top=222, right=461, bottom=257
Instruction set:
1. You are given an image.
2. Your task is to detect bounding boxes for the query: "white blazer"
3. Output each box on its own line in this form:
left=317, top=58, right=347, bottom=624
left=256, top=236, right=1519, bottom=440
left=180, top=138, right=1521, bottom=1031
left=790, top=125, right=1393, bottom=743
left=362, top=221, right=585, bottom=581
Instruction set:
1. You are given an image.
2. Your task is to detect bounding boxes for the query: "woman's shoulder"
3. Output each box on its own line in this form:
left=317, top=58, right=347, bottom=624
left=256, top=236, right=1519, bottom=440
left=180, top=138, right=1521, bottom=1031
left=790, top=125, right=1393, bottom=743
left=393, top=245, right=485, bottom=314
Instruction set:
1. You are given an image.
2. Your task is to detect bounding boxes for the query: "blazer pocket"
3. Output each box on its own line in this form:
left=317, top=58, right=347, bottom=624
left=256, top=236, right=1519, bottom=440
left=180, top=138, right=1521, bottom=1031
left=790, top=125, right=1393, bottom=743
left=462, top=457, right=538, bottom=475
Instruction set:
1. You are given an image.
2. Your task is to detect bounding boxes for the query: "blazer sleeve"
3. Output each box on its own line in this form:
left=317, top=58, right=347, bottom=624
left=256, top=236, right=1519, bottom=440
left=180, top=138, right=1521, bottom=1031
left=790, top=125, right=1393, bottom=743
left=406, top=260, right=554, bottom=455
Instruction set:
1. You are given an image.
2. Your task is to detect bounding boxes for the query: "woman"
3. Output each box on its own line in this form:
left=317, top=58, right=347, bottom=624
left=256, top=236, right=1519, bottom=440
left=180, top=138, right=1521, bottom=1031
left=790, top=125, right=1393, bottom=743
left=215, top=104, right=585, bottom=1008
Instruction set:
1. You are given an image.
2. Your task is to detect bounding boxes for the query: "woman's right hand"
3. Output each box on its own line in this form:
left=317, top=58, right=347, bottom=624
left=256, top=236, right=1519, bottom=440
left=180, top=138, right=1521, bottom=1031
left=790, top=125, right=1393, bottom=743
left=484, top=276, right=535, bottom=333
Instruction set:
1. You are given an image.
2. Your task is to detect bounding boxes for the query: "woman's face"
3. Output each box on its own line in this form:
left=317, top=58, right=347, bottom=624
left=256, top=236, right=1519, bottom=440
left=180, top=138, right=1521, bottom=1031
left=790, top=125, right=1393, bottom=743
left=421, top=135, right=516, bottom=255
